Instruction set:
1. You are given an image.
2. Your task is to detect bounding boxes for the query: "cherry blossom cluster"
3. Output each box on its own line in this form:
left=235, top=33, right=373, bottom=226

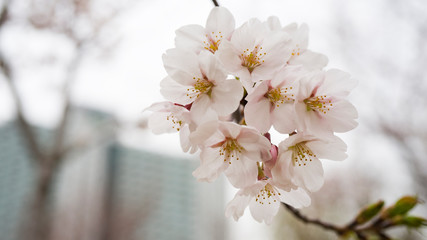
left=146, top=7, right=357, bottom=224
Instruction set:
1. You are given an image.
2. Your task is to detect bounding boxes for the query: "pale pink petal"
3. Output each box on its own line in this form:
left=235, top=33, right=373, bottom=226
left=160, top=76, right=193, bottom=104
left=264, top=16, right=282, bottom=31
left=148, top=112, right=177, bottom=134
left=326, top=100, right=358, bottom=133
left=175, top=24, right=206, bottom=53
left=271, top=150, right=294, bottom=189
left=245, top=81, right=268, bottom=102
left=249, top=191, right=281, bottom=224
left=272, top=104, right=296, bottom=134
left=211, top=79, right=243, bottom=116
left=180, top=125, right=197, bottom=153
left=305, top=136, right=347, bottom=161
left=193, top=148, right=226, bottom=182
left=277, top=187, right=311, bottom=208
left=270, top=65, right=302, bottom=88
left=198, top=51, right=227, bottom=83
left=226, top=158, right=258, bottom=188
left=189, top=120, right=219, bottom=148
left=292, top=158, right=324, bottom=192
left=282, top=23, right=298, bottom=36
left=288, top=50, right=328, bottom=71
left=292, top=23, right=309, bottom=49
left=190, top=94, right=213, bottom=122
left=225, top=191, right=252, bottom=221
left=162, top=48, right=201, bottom=85
left=216, top=40, right=243, bottom=73
left=219, top=121, right=242, bottom=139
left=244, top=98, right=272, bottom=133
left=205, top=7, right=235, bottom=38
left=318, top=69, right=356, bottom=97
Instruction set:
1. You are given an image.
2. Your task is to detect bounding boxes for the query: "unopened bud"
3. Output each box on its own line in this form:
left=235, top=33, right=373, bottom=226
left=355, top=200, right=384, bottom=225
left=383, top=196, right=418, bottom=218
left=393, top=216, right=427, bottom=228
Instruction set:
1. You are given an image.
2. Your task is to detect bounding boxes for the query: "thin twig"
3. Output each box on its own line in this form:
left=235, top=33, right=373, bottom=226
left=283, top=203, right=395, bottom=240
left=212, top=0, right=219, bottom=7
left=283, top=203, right=345, bottom=234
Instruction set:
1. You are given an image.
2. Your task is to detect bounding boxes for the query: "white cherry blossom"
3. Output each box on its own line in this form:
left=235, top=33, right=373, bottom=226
left=175, top=7, right=235, bottom=54
left=192, top=121, right=271, bottom=188
left=144, top=102, right=197, bottom=153
left=161, top=49, right=243, bottom=118
left=265, top=17, right=328, bottom=71
left=295, top=69, right=358, bottom=138
left=216, top=18, right=292, bottom=91
left=244, top=66, right=301, bottom=134
left=272, top=132, right=347, bottom=192
left=225, top=179, right=311, bottom=224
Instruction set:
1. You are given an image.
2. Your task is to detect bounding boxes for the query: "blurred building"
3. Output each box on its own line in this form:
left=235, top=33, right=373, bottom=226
left=0, top=107, right=226, bottom=240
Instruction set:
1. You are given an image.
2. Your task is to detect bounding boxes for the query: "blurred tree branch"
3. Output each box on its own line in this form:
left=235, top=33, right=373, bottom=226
left=0, top=0, right=126, bottom=239
left=283, top=196, right=426, bottom=240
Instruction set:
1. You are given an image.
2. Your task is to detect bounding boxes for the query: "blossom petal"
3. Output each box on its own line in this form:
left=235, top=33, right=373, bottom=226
left=292, top=157, right=324, bottom=192
left=193, top=147, right=227, bottom=182
left=289, top=50, right=328, bottom=71
left=160, top=76, right=193, bottom=104
left=305, top=135, right=348, bottom=161
left=225, top=190, right=251, bottom=221
left=191, top=94, right=214, bottom=122
left=162, top=48, right=201, bottom=85
left=226, top=156, right=258, bottom=188
left=205, top=7, right=235, bottom=39
left=249, top=192, right=281, bottom=224
left=272, top=104, right=296, bottom=134
left=277, top=187, right=311, bottom=208
left=327, top=100, right=358, bottom=133
left=175, top=24, right=206, bottom=53
left=211, top=79, right=243, bottom=116
left=318, top=69, right=356, bottom=97
left=264, top=16, right=282, bottom=31
left=244, top=98, right=272, bottom=133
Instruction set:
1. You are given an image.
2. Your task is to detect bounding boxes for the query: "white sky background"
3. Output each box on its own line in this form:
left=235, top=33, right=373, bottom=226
left=0, top=0, right=424, bottom=239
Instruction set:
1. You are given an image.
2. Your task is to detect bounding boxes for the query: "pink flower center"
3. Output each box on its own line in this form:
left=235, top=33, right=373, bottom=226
left=267, top=87, right=295, bottom=107
left=219, top=138, right=244, bottom=164
left=304, top=95, right=333, bottom=114
left=186, top=77, right=214, bottom=100
left=240, top=46, right=266, bottom=73
left=203, top=31, right=223, bottom=53
left=255, top=183, right=279, bottom=205
left=290, top=142, right=316, bottom=167
left=166, top=114, right=183, bottom=131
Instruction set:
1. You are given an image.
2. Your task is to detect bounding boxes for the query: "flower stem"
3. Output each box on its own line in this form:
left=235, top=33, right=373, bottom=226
left=211, top=0, right=219, bottom=7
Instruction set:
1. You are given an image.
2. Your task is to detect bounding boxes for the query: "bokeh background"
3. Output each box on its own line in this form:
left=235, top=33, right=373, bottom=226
left=0, top=0, right=426, bottom=239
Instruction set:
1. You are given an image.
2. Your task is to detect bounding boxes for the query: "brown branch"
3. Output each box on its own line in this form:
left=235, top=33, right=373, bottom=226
left=283, top=203, right=395, bottom=240
left=283, top=203, right=346, bottom=234
left=0, top=1, right=45, bottom=163
left=212, top=0, right=219, bottom=7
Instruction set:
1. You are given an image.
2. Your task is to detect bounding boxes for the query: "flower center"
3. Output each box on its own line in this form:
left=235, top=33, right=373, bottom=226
left=186, top=77, right=214, bottom=100
left=291, top=44, right=301, bottom=57
left=304, top=95, right=333, bottom=114
left=203, top=31, right=223, bottom=53
left=240, top=46, right=266, bottom=73
left=255, top=183, right=279, bottom=205
left=220, top=138, right=244, bottom=164
left=290, top=142, right=316, bottom=167
left=166, top=114, right=183, bottom=131
left=266, top=87, right=295, bottom=107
